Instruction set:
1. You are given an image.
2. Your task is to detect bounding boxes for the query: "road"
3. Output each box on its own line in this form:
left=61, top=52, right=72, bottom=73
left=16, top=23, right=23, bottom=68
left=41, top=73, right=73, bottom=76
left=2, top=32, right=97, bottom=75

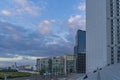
left=66, top=73, right=84, bottom=80
left=7, top=75, right=62, bottom=80
left=7, top=73, right=83, bottom=80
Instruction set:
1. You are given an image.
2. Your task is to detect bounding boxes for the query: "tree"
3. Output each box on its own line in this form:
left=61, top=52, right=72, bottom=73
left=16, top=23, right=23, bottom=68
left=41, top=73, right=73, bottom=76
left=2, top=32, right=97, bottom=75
left=39, top=69, right=45, bottom=75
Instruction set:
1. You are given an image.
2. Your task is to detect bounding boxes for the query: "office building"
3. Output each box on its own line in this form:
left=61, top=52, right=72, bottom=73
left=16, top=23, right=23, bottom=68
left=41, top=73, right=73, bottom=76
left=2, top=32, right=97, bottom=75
left=36, top=55, right=75, bottom=75
left=64, top=55, right=76, bottom=75
left=74, top=30, right=86, bottom=73
left=86, top=0, right=120, bottom=72
left=51, top=56, right=64, bottom=74
left=36, top=58, right=52, bottom=73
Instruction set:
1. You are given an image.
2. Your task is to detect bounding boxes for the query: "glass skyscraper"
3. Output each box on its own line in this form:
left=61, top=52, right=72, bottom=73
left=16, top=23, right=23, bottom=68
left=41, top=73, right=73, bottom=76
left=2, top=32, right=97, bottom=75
left=74, top=30, right=86, bottom=73
left=75, top=30, right=86, bottom=53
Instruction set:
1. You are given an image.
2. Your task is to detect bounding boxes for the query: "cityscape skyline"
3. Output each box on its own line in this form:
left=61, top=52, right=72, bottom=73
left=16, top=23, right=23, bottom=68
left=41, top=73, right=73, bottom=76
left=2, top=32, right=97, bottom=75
left=0, top=0, right=85, bottom=67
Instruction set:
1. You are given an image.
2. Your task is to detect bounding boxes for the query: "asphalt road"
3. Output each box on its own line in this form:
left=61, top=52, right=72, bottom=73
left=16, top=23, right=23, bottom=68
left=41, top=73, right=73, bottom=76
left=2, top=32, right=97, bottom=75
left=8, top=76, right=41, bottom=80
left=7, top=73, right=83, bottom=80
left=7, top=75, right=61, bottom=80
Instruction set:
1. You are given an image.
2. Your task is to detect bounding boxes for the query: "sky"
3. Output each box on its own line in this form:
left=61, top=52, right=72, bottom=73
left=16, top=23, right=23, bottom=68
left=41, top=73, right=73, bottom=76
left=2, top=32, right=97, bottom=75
left=0, top=0, right=85, bottom=67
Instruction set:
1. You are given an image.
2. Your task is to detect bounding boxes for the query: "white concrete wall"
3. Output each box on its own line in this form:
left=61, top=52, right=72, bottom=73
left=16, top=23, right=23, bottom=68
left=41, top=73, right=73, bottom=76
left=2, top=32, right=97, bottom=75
left=86, top=0, right=108, bottom=73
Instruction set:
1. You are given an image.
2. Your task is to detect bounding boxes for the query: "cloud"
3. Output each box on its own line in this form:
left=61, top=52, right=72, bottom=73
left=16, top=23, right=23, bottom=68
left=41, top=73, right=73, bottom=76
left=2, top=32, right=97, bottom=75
left=0, top=19, right=78, bottom=67
left=0, top=21, right=73, bottom=58
left=1, top=10, right=11, bottom=16
left=68, top=15, right=85, bottom=30
left=68, top=15, right=81, bottom=23
left=0, top=55, right=44, bottom=67
left=0, top=56, right=22, bottom=62
left=37, top=20, right=53, bottom=35
left=45, top=35, right=69, bottom=46
left=76, top=0, right=86, bottom=12
left=0, top=55, right=43, bottom=62
left=0, top=0, right=86, bottom=67
left=56, top=32, right=70, bottom=43
left=77, top=2, right=85, bottom=11
left=13, top=0, right=41, bottom=16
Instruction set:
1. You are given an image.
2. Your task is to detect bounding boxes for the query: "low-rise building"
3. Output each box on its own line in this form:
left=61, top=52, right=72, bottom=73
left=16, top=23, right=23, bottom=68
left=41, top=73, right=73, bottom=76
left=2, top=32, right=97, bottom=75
left=36, top=55, right=76, bottom=75
left=18, top=65, right=33, bottom=71
left=64, top=55, right=76, bottom=75
left=36, top=58, right=52, bottom=73
left=51, top=56, right=64, bottom=74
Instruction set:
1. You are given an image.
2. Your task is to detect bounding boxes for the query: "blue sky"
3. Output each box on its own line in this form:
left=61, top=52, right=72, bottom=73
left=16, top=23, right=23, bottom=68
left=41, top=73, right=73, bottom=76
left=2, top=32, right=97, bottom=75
left=0, top=0, right=85, bottom=67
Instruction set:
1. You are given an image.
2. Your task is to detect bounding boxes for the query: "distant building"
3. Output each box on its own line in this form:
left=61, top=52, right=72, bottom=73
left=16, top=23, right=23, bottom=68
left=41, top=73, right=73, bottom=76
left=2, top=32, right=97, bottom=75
left=51, top=56, right=64, bottom=74
left=36, top=55, right=76, bottom=75
left=36, top=58, right=52, bottom=73
left=18, top=65, right=33, bottom=71
left=64, top=55, right=76, bottom=75
left=10, top=62, right=17, bottom=70
left=74, top=30, right=86, bottom=73
left=36, top=59, right=41, bottom=71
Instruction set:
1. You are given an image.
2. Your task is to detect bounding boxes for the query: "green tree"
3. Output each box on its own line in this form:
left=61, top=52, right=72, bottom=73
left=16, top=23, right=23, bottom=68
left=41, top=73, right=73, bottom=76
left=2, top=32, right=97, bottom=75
left=39, top=69, right=45, bottom=75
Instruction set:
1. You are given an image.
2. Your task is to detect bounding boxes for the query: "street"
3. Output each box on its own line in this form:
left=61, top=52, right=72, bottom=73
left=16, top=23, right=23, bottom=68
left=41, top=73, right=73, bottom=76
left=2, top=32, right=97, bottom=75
left=7, top=75, right=64, bottom=80
left=7, top=73, right=83, bottom=80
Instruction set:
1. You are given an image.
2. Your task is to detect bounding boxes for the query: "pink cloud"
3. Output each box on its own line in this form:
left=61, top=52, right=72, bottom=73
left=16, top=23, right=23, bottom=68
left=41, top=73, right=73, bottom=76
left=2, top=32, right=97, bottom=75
left=37, top=20, right=53, bottom=35
left=68, top=15, right=85, bottom=30
left=1, top=10, right=11, bottom=16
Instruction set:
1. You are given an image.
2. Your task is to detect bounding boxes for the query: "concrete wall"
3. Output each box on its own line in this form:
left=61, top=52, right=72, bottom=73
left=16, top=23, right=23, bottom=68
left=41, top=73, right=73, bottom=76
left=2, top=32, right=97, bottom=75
left=86, top=0, right=108, bottom=73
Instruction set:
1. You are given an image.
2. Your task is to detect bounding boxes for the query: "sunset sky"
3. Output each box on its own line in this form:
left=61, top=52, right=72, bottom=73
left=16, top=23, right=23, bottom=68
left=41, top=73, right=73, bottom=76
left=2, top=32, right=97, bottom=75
left=0, top=0, right=85, bottom=67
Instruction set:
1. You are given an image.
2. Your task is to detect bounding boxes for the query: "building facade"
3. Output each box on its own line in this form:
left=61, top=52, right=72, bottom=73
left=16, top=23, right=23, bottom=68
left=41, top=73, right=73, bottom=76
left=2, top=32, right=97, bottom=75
left=17, top=65, right=33, bottom=71
left=36, top=55, right=75, bottom=75
left=51, top=56, right=64, bottom=74
left=36, top=58, right=52, bottom=73
left=74, top=30, right=86, bottom=73
left=86, top=0, right=120, bottom=72
left=64, top=55, right=76, bottom=75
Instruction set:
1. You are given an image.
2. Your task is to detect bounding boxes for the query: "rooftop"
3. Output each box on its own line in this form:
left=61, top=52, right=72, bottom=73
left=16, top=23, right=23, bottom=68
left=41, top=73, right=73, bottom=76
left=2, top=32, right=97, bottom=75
left=77, top=63, right=120, bottom=80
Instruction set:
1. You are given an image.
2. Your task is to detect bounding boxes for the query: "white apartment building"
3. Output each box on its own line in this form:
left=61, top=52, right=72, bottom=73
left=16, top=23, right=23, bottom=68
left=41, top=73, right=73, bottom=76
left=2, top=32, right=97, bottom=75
left=86, top=0, right=120, bottom=72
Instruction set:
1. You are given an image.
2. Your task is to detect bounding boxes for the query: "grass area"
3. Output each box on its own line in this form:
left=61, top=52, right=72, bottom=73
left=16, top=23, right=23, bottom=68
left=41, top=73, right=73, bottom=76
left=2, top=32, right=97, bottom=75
left=0, top=72, right=37, bottom=79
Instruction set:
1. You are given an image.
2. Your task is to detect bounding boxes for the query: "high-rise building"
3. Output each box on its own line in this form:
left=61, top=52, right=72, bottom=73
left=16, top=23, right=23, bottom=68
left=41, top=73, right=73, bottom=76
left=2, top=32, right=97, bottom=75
left=86, top=0, right=120, bottom=73
left=74, top=30, right=86, bottom=73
